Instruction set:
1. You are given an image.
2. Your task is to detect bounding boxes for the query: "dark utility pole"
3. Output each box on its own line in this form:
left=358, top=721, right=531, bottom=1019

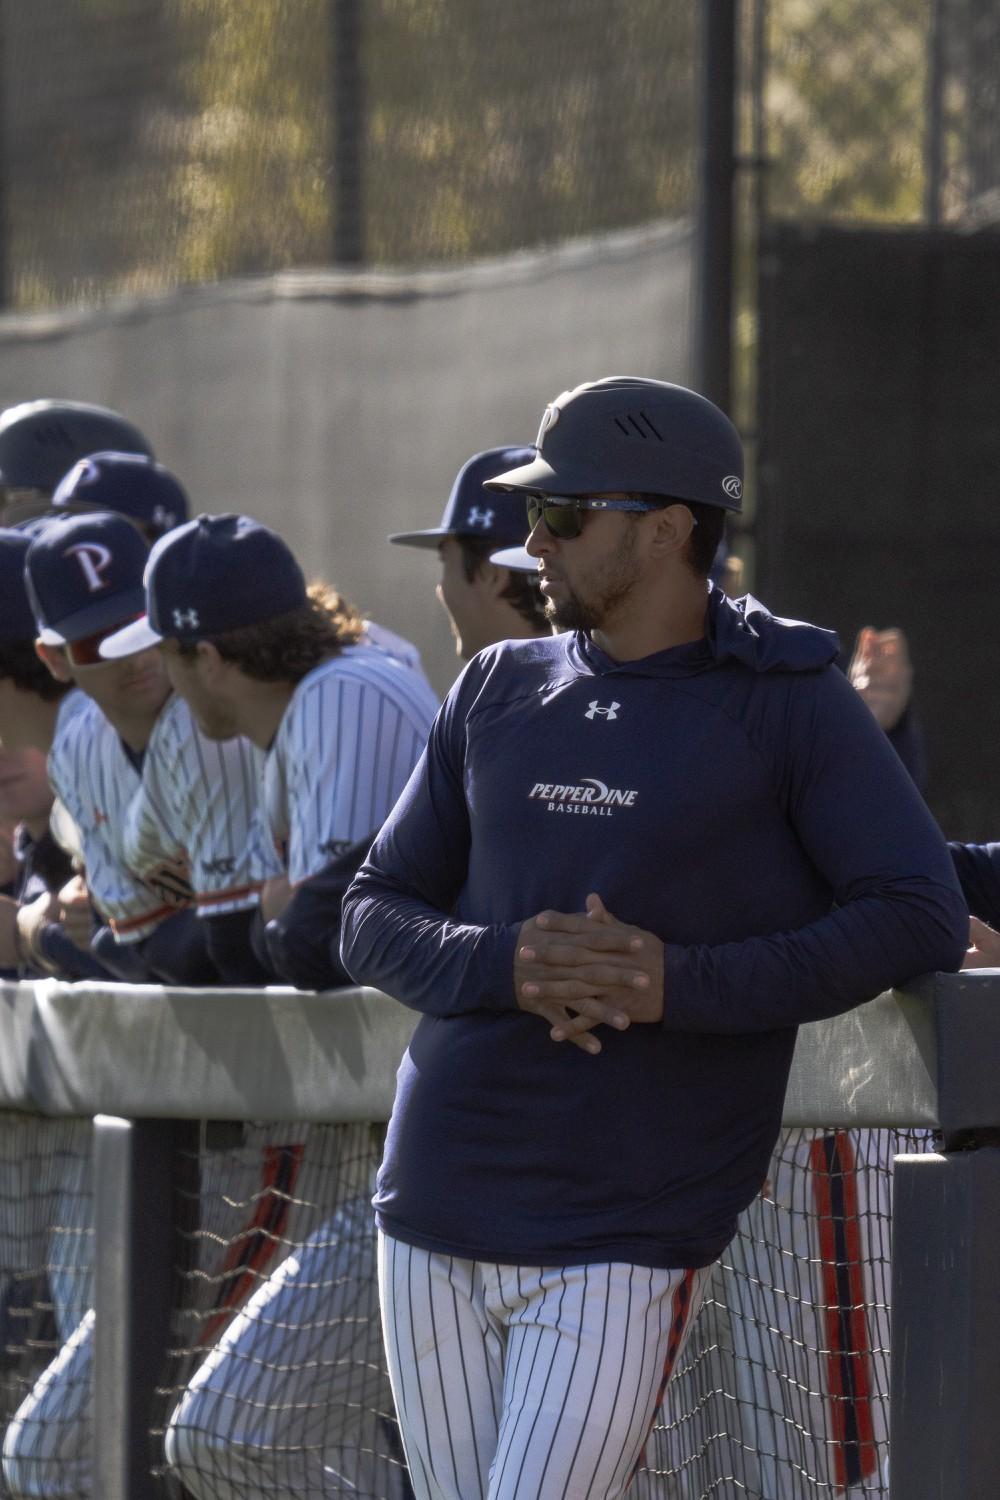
left=330, top=0, right=366, bottom=266
left=695, top=0, right=738, bottom=413
left=0, top=1, right=8, bottom=308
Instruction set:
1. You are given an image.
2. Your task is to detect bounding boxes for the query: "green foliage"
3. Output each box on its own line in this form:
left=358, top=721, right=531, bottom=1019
left=363, top=0, right=695, bottom=262
left=171, top=0, right=332, bottom=279
left=765, top=0, right=929, bottom=222
left=1, top=0, right=954, bottom=304
left=167, top=0, right=696, bottom=274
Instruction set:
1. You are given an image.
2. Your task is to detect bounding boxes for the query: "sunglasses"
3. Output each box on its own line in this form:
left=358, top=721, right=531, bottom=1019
left=64, top=613, right=145, bottom=669
left=526, top=494, right=666, bottom=540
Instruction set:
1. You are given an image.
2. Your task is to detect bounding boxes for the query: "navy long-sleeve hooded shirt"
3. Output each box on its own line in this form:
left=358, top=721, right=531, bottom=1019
left=340, top=590, right=967, bottom=1270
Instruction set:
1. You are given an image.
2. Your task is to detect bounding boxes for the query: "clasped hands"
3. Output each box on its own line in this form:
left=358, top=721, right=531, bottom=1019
left=514, top=893, right=664, bottom=1055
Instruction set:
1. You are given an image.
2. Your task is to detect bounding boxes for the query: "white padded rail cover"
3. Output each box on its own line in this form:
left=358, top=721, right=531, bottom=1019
left=0, top=974, right=964, bottom=1125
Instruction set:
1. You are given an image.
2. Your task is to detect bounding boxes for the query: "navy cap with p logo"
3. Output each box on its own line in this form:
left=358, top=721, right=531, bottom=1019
left=25, top=512, right=150, bottom=645
left=388, top=446, right=535, bottom=550
left=52, top=452, right=190, bottom=540
left=99, top=513, right=308, bottom=659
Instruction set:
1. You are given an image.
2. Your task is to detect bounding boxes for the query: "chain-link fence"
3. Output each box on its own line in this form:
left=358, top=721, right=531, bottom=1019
left=3, top=3, right=999, bottom=308
left=0, top=0, right=696, bottom=310
left=755, top=0, right=1000, bottom=228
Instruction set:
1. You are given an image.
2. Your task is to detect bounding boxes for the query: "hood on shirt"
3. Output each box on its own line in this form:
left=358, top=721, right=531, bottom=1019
left=710, top=590, right=839, bottom=674
left=566, top=587, right=840, bottom=681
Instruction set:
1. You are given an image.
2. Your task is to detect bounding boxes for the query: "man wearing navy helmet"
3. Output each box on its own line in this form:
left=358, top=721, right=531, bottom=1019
left=0, top=400, right=154, bottom=527
left=389, top=446, right=549, bottom=659
left=341, top=377, right=966, bottom=1500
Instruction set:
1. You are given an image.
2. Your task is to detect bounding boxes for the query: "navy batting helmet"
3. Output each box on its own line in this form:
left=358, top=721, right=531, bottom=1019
left=0, top=400, right=154, bottom=525
left=484, top=378, right=744, bottom=514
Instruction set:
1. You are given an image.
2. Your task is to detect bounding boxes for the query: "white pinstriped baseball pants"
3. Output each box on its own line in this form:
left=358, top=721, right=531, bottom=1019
left=377, top=1233, right=711, bottom=1500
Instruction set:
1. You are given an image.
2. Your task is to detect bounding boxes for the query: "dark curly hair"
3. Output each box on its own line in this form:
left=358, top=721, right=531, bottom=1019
left=175, top=581, right=366, bottom=685
left=457, top=537, right=548, bottom=631
left=0, top=641, right=72, bottom=701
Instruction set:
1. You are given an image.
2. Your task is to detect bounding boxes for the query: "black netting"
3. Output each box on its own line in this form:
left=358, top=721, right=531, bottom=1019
left=0, top=1114, right=947, bottom=1499
left=753, top=0, right=1000, bottom=229
left=0, top=0, right=696, bottom=310
left=0, top=1117, right=92, bottom=1500
left=646, top=1128, right=938, bottom=1500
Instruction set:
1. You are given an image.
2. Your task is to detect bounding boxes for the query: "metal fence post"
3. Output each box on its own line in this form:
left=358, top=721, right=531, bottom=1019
left=891, top=1146, right=1000, bottom=1499
left=695, top=0, right=737, bottom=413
left=93, top=1115, right=198, bottom=1500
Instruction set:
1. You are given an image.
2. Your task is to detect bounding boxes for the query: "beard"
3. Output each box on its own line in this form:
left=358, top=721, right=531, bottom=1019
left=545, top=522, right=640, bottom=631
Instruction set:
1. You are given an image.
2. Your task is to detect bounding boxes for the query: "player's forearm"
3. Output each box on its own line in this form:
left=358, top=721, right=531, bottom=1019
left=660, top=874, right=968, bottom=1034
left=949, top=841, right=1000, bottom=929
left=340, top=878, right=519, bottom=1016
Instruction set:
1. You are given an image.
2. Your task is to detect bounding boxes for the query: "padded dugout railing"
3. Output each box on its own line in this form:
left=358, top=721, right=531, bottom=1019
left=0, top=973, right=997, bottom=1500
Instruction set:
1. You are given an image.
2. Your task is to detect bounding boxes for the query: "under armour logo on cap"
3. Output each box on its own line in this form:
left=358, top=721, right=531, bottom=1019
left=152, top=504, right=177, bottom=531
left=585, top=700, right=621, bottom=721
left=64, top=542, right=113, bottom=594
left=466, top=507, right=494, bottom=529
left=173, top=607, right=200, bottom=630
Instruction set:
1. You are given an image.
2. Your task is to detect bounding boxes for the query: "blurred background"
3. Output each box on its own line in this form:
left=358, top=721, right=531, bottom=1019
left=0, top=0, right=996, bottom=832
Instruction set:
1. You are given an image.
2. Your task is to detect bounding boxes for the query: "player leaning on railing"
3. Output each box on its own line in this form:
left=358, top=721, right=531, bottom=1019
left=98, top=513, right=438, bottom=1500
left=340, top=376, right=968, bottom=1500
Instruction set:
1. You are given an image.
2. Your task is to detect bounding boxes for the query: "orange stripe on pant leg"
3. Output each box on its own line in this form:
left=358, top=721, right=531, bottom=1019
left=200, top=1142, right=305, bottom=1345
left=629, top=1267, right=698, bottom=1483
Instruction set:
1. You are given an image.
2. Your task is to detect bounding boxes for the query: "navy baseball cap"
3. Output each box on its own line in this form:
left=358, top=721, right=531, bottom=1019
left=52, top=453, right=189, bottom=539
left=490, top=544, right=535, bottom=573
left=0, top=530, right=40, bottom=641
left=99, top=513, right=307, bottom=659
left=25, top=512, right=150, bottom=646
left=388, top=446, right=535, bottom=549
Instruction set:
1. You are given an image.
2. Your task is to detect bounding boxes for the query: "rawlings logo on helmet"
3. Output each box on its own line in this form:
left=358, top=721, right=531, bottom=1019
left=722, top=476, right=742, bottom=500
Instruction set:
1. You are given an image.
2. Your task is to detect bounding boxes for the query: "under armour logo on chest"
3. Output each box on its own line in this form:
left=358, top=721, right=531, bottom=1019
left=467, top=507, right=494, bottom=529
left=173, top=607, right=200, bottom=630
left=585, top=700, right=621, bottom=721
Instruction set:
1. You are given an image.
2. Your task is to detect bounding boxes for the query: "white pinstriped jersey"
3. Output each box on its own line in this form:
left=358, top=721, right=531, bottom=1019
left=251, top=631, right=439, bottom=886
left=47, top=690, right=191, bottom=942
left=123, top=694, right=272, bottom=917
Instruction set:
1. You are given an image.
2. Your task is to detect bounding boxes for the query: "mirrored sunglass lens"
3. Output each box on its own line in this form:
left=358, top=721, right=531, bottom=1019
left=544, top=504, right=582, bottom=538
left=527, top=496, right=584, bottom=538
